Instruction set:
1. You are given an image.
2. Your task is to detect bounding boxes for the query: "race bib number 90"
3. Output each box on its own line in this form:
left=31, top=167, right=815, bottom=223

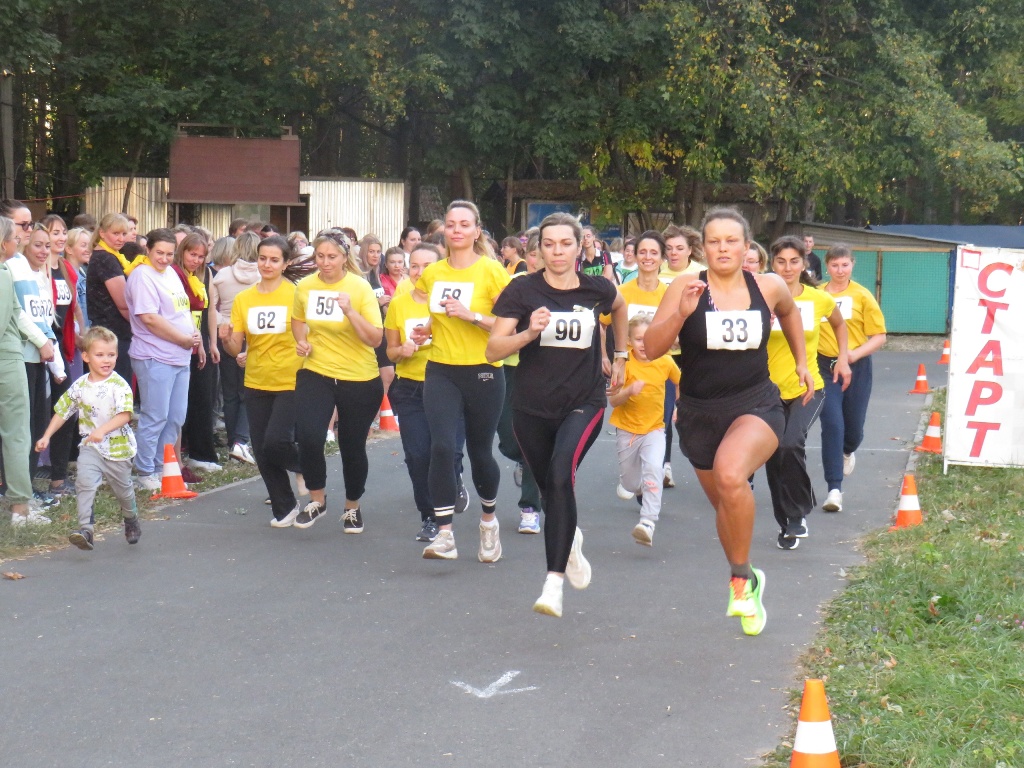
left=705, top=310, right=763, bottom=351
left=247, top=306, right=287, bottom=335
left=834, top=296, right=854, bottom=320
left=540, top=311, right=596, bottom=349
left=308, top=291, right=346, bottom=323
left=429, top=281, right=474, bottom=314
left=405, top=317, right=431, bottom=347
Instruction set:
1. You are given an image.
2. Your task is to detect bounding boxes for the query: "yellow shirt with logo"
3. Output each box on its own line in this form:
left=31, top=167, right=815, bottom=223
left=609, top=351, right=681, bottom=435
left=383, top=291, right=432, bottom=382
left=231, top=281, right=303, bottom=392
left=817, top=280, right=886, bottom=357
left=415, top=256, right=510, bottom=367
left=767, top=285, right=835, bottom=400
left=293, top=271, right=382, bottom=381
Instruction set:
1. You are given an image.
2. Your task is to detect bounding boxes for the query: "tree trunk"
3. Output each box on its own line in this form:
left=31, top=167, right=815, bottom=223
left=0, top=74, right=14, bottom=199
left=771, top=198, right=790, bottom=241
left=504, top=163, right=515, bottom=234
left=121, top=143, right=144, bottom=214
left=460, top=166, right=473, bottom=202
left=687, top=179, right=704, bottom=228
left=951, top=186, right=962, bottom=225
left=801, top=185, right=818, bottom=222
left=672, top=162, right=687, bottom=223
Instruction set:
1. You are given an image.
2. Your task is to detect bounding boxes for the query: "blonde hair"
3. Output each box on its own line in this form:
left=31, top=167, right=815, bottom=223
left=90, top=213, right=130, bottom=250
left=628, top=312, right=653, bottom=336
left=80, top=325, right=118, bottom=353
left=65, top=227, right=90, bottom=256
left=210, top=236, right=236, bottom=268
left=232, top=231, right=260, bottom=265
left=174, top=232, right=209, bottom=272
left=312, top=232, right=364, bottom=276
left=444, top=200, right=494, bottom=261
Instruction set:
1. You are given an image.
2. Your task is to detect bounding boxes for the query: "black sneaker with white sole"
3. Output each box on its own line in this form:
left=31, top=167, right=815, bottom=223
left=455, top=475, right=470, bottom=514
left=416, top=519, right=439, bottom=542
left=341, top=507, right=364, bottom=533
left=293, top=499, right=327, bottom=529
left=777, top=532, right=799, bottom=550
left=124, top=516, right=141, bottom=544
left=787, top=517, right=808, bottom=538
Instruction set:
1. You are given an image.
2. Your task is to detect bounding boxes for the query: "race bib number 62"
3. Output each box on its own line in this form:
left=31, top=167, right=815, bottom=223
left=247, top=306, right=287, bottom=335
left=705, top=310, right=762, bottom=351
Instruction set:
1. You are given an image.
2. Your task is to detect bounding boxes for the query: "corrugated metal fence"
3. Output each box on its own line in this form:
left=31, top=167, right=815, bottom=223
left=81, top=176, right=170, bottom=234
left=300, top=178, right=405, bottom=248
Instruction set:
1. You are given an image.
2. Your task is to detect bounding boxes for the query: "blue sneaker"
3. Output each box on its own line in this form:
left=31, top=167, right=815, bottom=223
left=518, top=507, right=541, bottom=534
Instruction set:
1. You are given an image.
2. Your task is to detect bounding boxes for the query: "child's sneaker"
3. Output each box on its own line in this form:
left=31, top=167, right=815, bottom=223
left=632, top=519, right=655, bottom=546
left=69, top=529, right=94, bottom=550
left=124, top=516, right=141, bottom=544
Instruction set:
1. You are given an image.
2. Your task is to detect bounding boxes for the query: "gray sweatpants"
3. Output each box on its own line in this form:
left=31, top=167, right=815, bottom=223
left=616, top=428, right=666, bottom=523
left=76, top=445, right=137, bottom=532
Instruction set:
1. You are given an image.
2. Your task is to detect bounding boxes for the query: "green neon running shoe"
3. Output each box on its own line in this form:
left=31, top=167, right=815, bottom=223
left=740, top=567, right=767, bottom=636
left=727, top=575, right=753, bottom=617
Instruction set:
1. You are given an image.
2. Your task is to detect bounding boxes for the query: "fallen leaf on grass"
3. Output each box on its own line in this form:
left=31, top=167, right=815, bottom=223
left=2, top=571, right=26, bottom=580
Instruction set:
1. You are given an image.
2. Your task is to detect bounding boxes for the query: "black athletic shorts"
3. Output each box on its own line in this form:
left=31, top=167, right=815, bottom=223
left=374, top=333, right=392, bottom=369
left=675, top=380, right=785, bottom=471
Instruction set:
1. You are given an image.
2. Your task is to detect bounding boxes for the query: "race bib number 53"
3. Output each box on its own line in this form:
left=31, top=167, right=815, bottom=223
left=540, top=311, right=596, bottom=349
left=705, top=310, right=762, bottom=351
left=429, top=281, right=474, bottom=314
left=247, top=306, right=287, bottom=335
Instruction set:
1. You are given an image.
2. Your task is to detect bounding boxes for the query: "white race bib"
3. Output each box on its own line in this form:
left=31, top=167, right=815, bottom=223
left=26, top=294, right=54, bottom=324
left=373, top=286, right=385, bottom=300
left=55, top=279, right=73, bottom=306
left=771, top=301, right=816, bottom=332
left=308, top=290, right=346, bottom=323
left=539, top=311, right=596, bottom=349
left=429, top=281, right=474, bottom=314
left=834, top=296, right=854, bottom=320
left=404, top=317, right=431, bottom=347
left=247, top=306, right=288, bottom=335
left=626, top=303, right=659, bottom=322
left=705, top=310, right=762, bottom=351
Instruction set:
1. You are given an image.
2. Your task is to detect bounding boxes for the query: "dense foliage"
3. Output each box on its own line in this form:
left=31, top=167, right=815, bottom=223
left=3, top=0, right=1023, bottom=230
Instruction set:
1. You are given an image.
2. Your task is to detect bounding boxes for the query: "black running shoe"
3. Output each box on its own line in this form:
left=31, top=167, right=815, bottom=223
left=294, top=499, right=327, bottom=529
left=124, top=516, right=141, bottom=544
left=787, top=517, right=808, bottom=538
left=416, top=519, right=439, bottom=542
left=341, top=507, right=364, bottom=534
left=455, top=475, right=470, bottom=514
left=777, top=532, right=799, bottom=550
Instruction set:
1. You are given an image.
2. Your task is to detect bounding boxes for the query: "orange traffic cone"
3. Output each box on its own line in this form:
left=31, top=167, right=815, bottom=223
left=152, top=444, right=198, bottom=500
left=915, top=412, right=943, bottom=454
left=790, top=679, right=841, bottom=767
left=889, top=474, right=923, bottom=530
left=908, top=364, right=932, bottom=394
left=937, top=339, right=950, bottom=365
left=379, top=395, right=399, bottom=432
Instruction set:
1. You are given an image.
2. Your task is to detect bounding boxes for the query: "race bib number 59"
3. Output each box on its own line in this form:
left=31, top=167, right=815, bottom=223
left=705, top=310, right=762, bottom=351
left=247, top=306, right=288, bottom=335
left=540, top=311, right=596, bottom=349
left=429, top=281, right=474, bottom=314
left=308, top=291, right=346, bottom=323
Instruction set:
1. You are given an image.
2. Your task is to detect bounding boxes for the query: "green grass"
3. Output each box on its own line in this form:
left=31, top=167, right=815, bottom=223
left=764, top=391, right=1024, bottom=767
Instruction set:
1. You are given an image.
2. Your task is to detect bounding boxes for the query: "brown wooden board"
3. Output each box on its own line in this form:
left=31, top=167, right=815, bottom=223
left=168, top=135, right=301, bottom=205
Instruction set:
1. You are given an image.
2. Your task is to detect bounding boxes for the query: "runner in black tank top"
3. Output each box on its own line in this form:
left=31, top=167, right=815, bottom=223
left=645, top=208, right=814, bottom=637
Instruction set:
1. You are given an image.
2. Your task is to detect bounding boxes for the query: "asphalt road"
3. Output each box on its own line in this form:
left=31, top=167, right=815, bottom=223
left=0, top=350, right=945, bottom=767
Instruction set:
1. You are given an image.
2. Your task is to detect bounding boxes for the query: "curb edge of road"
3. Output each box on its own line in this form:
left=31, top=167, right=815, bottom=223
left=897, top=390, right=935, bottom=518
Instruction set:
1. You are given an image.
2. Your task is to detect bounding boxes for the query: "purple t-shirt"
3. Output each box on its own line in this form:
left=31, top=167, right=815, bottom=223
left=126, top=264, right=194, bottom=366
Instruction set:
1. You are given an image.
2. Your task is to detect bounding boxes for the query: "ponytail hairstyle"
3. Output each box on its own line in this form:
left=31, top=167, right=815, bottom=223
left=770, top=235, right=817, bottom=286
left=699, top=207, right=751, bottom=246
left=443, top=200, right=494, bottom=260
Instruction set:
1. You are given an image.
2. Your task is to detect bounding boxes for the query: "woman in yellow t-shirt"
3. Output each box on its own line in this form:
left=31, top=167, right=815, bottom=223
left=765, top=236, right=851, bottom=549
left=290, top=231, right=383, bottom=532
left=223, top=235, right=305, bottom=527
left=659, top=223, right=705, bottom=285
left=411, top=200, right=510, bottom=562
left=817, top=244, right=887, bottom=513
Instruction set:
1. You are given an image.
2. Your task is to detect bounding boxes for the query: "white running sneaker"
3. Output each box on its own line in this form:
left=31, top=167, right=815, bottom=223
left=135, top=474, right=161, bottom=491
left=11, top=510, right=52, bottom=526
left=423, top=529, right=458, bottom=560
left=843, top=452, right=856, bottom=476
left=187, top=459, right=222, bottom=472
left=478, top=519, right=502, bottom=563
left=663, top=462, right=675, bottom=488
left=632, top=520, right=655, bottom=546
left=533, top=575, right=564, bottom=618
left=616, top=483, right=634, bottom=500
left=229, top=442, right=256, bottom=465
left=822, top=489, right=843, bottom=513
left=518, top=508, right=541, bottom=534
left=565, top=527, right=591, bottom=589
left=271, top=503, right=301, bottom=528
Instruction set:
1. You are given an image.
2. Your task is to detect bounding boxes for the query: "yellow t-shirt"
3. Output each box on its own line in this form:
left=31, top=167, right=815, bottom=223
left=393, top=277, right=412, bottom=299
left=767, top=285, right=835, bottom=400
left=600, top=278, right=667, bottom=326
left=818, top=280, right=886, bottom=357
left=293, top=271, right=382, bottom=381
left=659, top=260, right=703, bottom=285
left=609, top=351, right=681, bottom=435
left=231, top=281, right=303, bottom=392
left=383, top=291, right=432, bottom=382
left=415, top=256, right=510, bottom=367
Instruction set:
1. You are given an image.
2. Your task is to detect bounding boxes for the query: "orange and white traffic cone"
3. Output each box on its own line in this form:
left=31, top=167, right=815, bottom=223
left=152, top=444, right=198, bottom=500
left=937, top=339, right=950, bottom=365
left=915, top=412, right=943, bottom=454
left=790, top=679, right=841, bottom=767
left=908, top=364, right=932, bottom=394
left=378, top=395, right=399, bottom=432
left=889, top=474, right=923, bottom=530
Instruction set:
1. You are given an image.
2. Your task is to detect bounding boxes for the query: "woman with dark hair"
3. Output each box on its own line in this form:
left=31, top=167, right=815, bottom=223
left=411, top=200, right=509, bottom=561
left=399, top=227, right=421, bottom=261
left=766, top=236, right=850, bottom=549
left=488, top=212, right=627, bottom=616
left=576, top=226, right=614, bottom=282
left=646, top=207, right=813, bottom=636
left=380, top=246, right=407, bottom=298
left=173, top=233, right=221, bottom=474
left=500, top=237, right=527, bottom=275
left=614, top=237, right=638, bottom=284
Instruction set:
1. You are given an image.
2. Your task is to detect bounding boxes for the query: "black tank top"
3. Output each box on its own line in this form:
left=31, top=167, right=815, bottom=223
left=677, top=270, right=771, bottom=399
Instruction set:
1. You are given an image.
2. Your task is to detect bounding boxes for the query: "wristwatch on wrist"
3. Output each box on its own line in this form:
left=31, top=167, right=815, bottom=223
left=474, top=312, right=483, bottom=324
left=613, top=350, right=628, bottom=359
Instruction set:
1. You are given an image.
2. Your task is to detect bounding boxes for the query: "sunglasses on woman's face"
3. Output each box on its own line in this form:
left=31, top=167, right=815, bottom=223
left=17, top=221, right=34, bottom=231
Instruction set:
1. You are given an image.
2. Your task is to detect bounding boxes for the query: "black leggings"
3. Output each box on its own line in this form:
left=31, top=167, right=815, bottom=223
left=26, top=362, right=49, bottom=478
left=513, top=404, right=604, bottom=573
left=295, top=369, right=383, bottom=499
left=48, top=347, right=76, bottom=483
left=245, top=387, right=301, bottom=520
left=423, top=361, right=504, bottom=521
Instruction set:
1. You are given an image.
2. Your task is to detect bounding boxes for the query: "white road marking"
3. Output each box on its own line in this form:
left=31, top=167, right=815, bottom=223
left=450, top=670, right=538, bottom=698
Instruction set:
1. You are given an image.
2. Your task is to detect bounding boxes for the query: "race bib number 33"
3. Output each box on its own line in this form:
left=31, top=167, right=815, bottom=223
left=705, top=310, right=763, bottom=351
left=308, top=291, right=346, bottom=323
left=247, top=306, right=287, bottom=335
left=540, top=311, right=596, bottom=349
left=429, top=281, right=475, bottom=314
